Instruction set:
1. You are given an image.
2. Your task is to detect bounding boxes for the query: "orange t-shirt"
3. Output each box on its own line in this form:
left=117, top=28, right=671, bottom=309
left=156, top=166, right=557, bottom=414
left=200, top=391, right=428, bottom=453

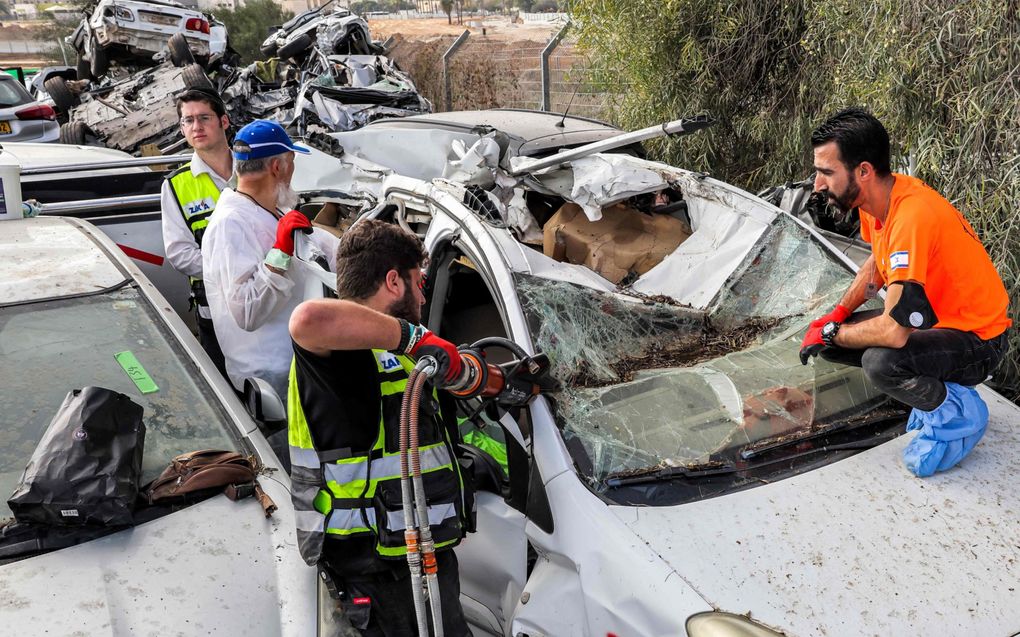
left=859, top=174, right=1011, bottom=340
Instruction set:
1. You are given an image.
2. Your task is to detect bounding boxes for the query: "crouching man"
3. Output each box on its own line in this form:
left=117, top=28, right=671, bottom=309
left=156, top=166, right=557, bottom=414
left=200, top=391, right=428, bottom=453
left=288, top=219, right=473, bottom=636
left=800, top=108, right=1011, bottom=477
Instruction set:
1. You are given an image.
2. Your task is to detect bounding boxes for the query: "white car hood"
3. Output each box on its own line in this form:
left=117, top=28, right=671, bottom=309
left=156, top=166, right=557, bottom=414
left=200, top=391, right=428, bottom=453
left=610, top=388, right=1020, bottom=636
left=0, top=477, right=316, bottom=636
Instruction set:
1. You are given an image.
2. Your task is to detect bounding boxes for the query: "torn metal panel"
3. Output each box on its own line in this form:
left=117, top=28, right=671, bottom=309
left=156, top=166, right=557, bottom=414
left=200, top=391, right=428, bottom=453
left=527, top=154, right=675, bottom=221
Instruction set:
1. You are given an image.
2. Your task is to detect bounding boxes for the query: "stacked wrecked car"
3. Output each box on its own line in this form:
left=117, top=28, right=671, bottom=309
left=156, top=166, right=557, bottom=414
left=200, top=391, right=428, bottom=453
left=43, top=1, right=429, bottom=155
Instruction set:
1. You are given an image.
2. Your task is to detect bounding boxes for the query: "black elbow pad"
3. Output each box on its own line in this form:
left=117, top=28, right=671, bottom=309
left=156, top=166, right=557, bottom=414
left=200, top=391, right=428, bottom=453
left=889, top=281, right=938, bottom=329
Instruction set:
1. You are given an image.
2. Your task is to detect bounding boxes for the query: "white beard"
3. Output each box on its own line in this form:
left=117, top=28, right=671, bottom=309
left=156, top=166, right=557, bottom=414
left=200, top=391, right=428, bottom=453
left=276, top=181, right=299, bottom=211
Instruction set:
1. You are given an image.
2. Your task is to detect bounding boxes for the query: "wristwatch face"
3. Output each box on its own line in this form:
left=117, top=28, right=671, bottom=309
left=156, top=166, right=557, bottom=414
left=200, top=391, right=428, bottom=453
left=821, top=321, right=837, bottom=338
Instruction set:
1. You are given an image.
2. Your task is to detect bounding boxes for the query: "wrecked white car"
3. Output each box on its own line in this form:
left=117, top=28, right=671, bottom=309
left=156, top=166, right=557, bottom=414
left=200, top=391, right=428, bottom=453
left=0, top=216, right=352, bottom=634
left=260, top=0, right=377, bottom=60
left=222, top=54, right=430, bottom=135
left=69, top=0, right=224, bottom=79
left=45, top=59, right=214, bottom=151
left=292, top=119, right=1020, bottom=636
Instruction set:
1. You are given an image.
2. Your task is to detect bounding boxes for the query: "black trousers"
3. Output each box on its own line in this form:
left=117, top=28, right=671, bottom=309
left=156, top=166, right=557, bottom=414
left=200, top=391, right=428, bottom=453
left=196, top=310, right=227, bottom=379
left=326, top=550, right=472, bottom=637
left=820, top=310, right=1009, bottom=410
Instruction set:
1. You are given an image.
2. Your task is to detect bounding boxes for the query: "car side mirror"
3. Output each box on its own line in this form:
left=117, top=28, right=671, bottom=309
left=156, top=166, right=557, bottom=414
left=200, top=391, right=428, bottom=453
left=243, top=377, right=286, bottom=431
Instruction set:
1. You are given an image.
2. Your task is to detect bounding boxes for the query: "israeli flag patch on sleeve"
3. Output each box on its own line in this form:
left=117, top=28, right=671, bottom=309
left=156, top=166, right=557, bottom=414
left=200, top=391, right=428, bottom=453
left=890, top=251, right=909, bottom=270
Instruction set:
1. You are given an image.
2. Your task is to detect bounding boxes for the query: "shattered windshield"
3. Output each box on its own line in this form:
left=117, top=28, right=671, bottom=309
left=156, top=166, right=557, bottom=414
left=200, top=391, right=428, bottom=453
left=0, top=287, right=242, bottom=520
left=518, top=215, right=899, bottom=494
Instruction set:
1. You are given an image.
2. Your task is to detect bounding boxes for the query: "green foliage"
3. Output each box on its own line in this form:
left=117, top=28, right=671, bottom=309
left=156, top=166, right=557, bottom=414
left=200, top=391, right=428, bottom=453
left=214, top=0, right=293, bottom=63
left=572, top=0, right=1020, bottom=397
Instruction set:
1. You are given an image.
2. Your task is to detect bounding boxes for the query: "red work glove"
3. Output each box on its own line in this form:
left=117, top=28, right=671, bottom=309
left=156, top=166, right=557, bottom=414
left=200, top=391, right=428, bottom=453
left=408, top=329, right=464, bottom=387
left=273, top=210, right=312, bottom=257
left=799, top=323, right=825, bottom=365
left=799, top=304, right=850, bottom=365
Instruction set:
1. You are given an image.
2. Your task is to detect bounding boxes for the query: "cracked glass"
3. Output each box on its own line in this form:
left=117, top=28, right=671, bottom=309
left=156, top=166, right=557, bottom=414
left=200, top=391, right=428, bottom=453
left=517, top=216, right=890, bottom=487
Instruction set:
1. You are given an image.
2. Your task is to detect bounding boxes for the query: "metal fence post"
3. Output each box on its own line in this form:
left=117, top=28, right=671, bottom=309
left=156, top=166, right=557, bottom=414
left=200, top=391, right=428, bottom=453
left=541, top=22, right=569, bottom=112
left=443, top=30, right=470, bottom=112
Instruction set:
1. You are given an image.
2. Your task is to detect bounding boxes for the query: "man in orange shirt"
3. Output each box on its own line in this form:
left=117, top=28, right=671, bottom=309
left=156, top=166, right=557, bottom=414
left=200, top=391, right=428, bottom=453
left=800, top=107, right=1011, bottom=477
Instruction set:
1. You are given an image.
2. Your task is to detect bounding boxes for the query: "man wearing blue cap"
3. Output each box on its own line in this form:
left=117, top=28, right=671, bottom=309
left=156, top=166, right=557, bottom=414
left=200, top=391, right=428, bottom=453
left=201, top=119, right=340, bottom=405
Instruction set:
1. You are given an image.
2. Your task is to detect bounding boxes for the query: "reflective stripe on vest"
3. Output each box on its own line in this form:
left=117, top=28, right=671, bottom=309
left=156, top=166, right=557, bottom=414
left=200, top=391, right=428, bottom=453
left=168, top=163, right=222, bottom=246
left=287, top=349, right=464, bottom=566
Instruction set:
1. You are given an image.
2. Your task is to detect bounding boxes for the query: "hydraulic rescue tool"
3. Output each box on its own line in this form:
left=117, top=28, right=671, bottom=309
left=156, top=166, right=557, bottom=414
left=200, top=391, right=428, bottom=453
left=399, top=337, right=555, bottom=637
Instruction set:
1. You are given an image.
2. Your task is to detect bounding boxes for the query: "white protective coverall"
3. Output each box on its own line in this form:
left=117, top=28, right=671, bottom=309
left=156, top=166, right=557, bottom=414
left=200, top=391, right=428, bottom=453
left=202, top=188, right=339, bottom=401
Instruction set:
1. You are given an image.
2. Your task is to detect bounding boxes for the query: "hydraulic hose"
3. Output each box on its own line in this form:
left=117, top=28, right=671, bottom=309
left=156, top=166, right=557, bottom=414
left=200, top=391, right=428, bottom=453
left=401, top=358, right=444, bottom=637
left=400, top=365, right=430, bottom=637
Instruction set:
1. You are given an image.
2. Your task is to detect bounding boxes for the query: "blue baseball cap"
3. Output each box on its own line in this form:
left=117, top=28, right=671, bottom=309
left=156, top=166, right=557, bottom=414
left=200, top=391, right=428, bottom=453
left=231, top=120, right=310, bottom=160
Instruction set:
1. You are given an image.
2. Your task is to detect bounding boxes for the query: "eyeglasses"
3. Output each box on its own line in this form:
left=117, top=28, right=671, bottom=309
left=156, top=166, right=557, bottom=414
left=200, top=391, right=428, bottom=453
left=418, top=271, right=428, bottom=290
left=180, top=114, right=217, bottom=128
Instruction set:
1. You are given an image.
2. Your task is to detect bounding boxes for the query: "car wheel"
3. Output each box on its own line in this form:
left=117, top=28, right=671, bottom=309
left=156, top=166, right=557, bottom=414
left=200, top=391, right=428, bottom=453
left=168, top=33, right=195, bottom=68
left=44, top=77, right=80, bottom=113
left=181, top=63, right=213, bottom=90
left=59, top=121, right=89, bottom=145
left=278, top=33, right=313, bottom=61
left=259, top=41, right=278, bottom=58
left=76, top=55, right=93, bottom=82
left=90, top=41, right=109, bottom=77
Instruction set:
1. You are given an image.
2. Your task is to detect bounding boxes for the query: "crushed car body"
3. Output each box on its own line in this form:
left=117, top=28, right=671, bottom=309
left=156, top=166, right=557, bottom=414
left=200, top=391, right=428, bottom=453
left=259, top=0, right=377, bottom=59
left=283, top=112, right=1020, bottom=636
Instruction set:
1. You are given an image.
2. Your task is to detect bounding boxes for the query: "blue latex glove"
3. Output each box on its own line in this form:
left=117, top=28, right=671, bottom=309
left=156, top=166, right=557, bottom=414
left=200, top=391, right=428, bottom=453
left=902, top=382, right=989, bottom=477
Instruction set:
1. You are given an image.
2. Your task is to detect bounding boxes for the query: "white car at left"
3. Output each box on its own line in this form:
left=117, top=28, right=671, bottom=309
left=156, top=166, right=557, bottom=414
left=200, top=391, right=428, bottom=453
left=0, top=216, right=343, bottom=635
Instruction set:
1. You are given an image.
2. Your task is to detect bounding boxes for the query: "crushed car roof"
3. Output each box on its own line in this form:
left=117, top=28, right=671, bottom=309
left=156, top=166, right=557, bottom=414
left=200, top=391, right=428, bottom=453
left=364, top=109, right=631, bottom=157
left=0, top=217, right=126, bottom=305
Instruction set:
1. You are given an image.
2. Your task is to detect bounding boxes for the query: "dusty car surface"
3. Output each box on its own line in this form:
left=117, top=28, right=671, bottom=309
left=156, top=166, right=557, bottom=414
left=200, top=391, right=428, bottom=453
left=0, top=216, right=343, bottom=635
left=2, top=141, right=191, bottom=321
left=69, top=0, right=221, bottom=78
left=0, top=74, right=58, bottom=144
left=292, top=125, right=1020, bottom=635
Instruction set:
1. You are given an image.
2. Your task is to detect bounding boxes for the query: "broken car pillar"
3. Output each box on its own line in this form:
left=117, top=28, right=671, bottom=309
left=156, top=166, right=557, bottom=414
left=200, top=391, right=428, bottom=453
left=541, top=22, right=570, bottom=112
left=443, top=30, right=471, bottom=111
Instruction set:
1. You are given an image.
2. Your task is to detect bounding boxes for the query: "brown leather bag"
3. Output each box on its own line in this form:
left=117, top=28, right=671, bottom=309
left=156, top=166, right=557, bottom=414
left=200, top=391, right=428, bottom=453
left=144, top=450, right=277, bottom=517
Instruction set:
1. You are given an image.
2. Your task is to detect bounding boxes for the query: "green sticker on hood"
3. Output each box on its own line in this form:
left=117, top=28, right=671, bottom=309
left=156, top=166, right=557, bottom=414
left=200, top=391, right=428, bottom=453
left=115, top=350, right=159, bottom=394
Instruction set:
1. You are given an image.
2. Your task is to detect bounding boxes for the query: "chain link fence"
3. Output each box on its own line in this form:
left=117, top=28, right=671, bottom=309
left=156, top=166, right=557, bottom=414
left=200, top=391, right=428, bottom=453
left=387, top=32, right=621, bottom=122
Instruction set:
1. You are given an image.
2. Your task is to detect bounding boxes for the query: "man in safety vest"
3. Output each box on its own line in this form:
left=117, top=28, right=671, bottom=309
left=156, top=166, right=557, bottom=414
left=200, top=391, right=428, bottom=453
left=160, top=88, right=232, bottom=375
left=800, top=107, right=1011, bottom=477
left=288, top=219, right=473, bottom=636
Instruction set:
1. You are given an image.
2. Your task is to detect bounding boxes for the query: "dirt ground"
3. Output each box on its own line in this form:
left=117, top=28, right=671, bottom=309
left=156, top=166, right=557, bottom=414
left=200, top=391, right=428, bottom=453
left=368, top=16, right=560, bottom=43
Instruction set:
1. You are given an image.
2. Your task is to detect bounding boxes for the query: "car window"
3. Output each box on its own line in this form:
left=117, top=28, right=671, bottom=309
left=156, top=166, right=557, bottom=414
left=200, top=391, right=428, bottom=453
left=516, top=215, right=900, bottom=501
left=0, top=286, right=242, bottom=519
left=0, top=76, right=32, bottom=108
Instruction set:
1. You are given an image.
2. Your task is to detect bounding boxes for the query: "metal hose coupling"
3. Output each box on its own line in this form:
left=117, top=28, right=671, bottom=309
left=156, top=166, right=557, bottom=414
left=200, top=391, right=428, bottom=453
left=446, top=348, right=506, bottom=400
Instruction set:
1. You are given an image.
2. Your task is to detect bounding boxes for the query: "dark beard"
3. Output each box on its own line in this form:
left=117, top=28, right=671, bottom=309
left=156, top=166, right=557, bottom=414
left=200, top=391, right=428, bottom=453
left=388, top=284, right=421, bottom=324
left=828, top=172, right=860, bottom=213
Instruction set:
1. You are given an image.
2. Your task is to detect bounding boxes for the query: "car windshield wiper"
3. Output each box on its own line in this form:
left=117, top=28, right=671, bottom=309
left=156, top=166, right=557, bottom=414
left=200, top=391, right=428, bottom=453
left=603, top=411, right=907, bottom=488
left=604, top=460, right=740, bottom=488
left=738, top=409, right=907, bottom=461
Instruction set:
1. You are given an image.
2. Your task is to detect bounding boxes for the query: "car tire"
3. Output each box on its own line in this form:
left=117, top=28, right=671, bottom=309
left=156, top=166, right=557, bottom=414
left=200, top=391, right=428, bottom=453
left=168, top=33, right=195, bottom=68
left=76, top=55, right=92, bottom=82
left=278, top=33, right=313, bottom=61
left=91, top=41, right=109, bottom=78
left=259, top=41, right=278, bottom=58
left=59, top=121, right=89, bottom=145
left=44, top=77, right=79, bottom=113
left=181, top=63, right=213, bottom=90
